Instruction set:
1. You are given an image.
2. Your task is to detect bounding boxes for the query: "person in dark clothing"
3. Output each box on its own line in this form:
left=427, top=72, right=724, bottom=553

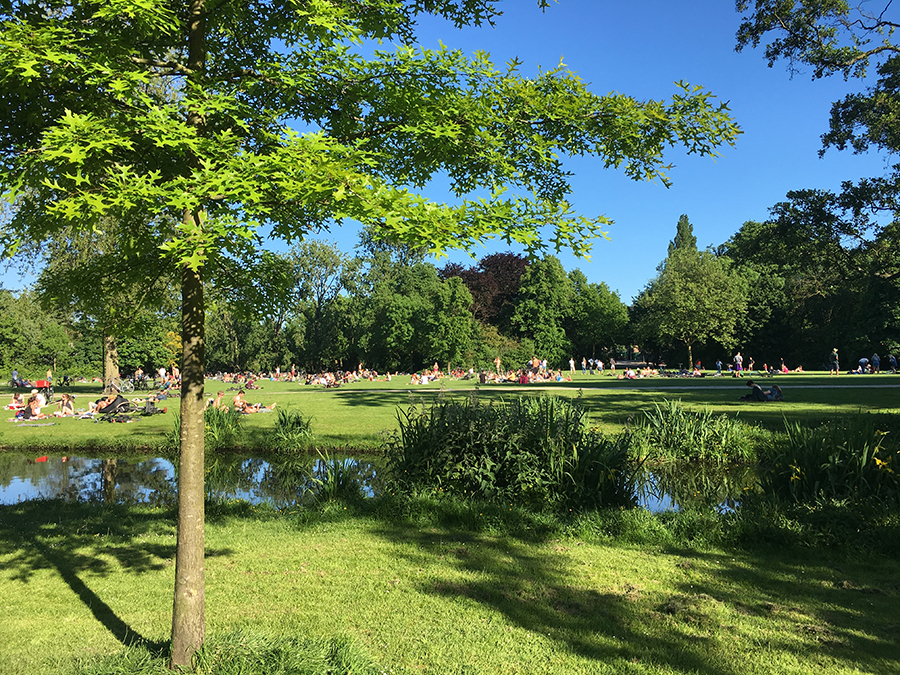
left=740, top=380, right=783, bottom=402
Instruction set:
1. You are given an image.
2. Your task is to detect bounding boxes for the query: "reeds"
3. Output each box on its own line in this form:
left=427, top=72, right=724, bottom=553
left=759, top=415, right=899, bottom=504
left=632, top=399, right=754, bottom=463
left=387, top=393, right=637, bottom=509
left=270, top=407, right=314, bottom=452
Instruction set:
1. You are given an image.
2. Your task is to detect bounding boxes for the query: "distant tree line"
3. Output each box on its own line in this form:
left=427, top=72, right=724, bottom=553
left=4, top=202, right=896, bottom=379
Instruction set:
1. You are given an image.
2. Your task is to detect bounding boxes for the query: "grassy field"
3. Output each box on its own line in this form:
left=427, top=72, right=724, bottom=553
left=2, top=373, right=899, bottom=674
left=2, top=371, right=898, bottom=450
left=1, top=500, right=899, bottom=675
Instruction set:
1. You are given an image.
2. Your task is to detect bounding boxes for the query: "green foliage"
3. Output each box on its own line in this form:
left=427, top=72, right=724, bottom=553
left=633, top=215, right=747, bottom=366
left=76, top=631, right=379, bottom=675
left=270, top=407, right=314, bottom=453
left=632, top=399, right=755, bottom=463
left=566, top=269, right=628, bottom=358
left=387, top=393, right=638, bottom=509
left=169, top=407, right=245, bottom=452
left=307, top=450, right=366, bottom=505
left=510, top=255, right=573, bottom=366
left=759, top=415, right=900, bottom=505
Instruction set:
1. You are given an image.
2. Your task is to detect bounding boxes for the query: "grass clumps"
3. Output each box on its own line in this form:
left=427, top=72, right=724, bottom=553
left=387, top=393, right=638, bottom=510
left=759, top=415, right=900, bottom=505
left=75, top=631, right=379, bottom=675
left=270, top=407, right=315, bottom=452
left=631, top=399, right=755, bottom=463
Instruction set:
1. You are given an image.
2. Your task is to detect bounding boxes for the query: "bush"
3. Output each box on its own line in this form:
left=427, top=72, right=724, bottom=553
left=631, top=399, right=755, bottom=463
left=758, top=415, right=900, bottom=505
left=386, top=393, right=638, bottom=509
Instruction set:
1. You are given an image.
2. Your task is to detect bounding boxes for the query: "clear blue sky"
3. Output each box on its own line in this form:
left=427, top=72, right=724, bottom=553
left=2, top=1, right=891, bottom=301
left=404, top=0, right=891, bottom=301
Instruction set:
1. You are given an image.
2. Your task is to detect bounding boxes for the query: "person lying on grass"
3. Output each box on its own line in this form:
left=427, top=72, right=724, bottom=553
left=740, top=380, right=783, bottom=402
left=233, top=390, right=276, bottom=413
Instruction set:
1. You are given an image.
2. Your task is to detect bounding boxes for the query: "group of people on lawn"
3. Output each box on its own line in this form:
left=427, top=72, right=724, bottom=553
left=7, top=390, right=75, bottom=419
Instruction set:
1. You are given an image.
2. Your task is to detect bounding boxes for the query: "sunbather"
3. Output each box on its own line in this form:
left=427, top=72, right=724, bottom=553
left=233, top=390, right=276, bottom=413
left=53, top=393, right=75, bottom=417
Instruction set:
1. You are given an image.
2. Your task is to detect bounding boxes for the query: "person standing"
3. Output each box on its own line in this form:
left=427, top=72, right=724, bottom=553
left=830, top=348, right=839, bottom=377
left=734, top=352, right=743, bottom=376
left=872, top=353, right=881, bottom=373
left=568, top=357, right=575, bottom=374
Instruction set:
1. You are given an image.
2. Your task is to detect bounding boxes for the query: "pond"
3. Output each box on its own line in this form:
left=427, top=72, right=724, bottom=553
left=0, top=452, right=757, bottom=513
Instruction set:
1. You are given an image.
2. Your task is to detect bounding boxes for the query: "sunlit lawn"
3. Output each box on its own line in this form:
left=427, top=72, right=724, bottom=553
left=1, top=501, right=899, bottom=674
left=2, top=372, right=898, bottom=450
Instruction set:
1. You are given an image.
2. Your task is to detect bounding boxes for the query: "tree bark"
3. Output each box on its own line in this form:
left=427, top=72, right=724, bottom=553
left=170, top=238, right=206, bottom=667
left=102, top=332, right=120, bottom=391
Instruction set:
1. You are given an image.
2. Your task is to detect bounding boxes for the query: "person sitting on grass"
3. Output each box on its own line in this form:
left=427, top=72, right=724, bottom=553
left=7, top=392, right=24, bottom=410
left=20, top=395, right=48, bottom=420
left=53, top=393, right=75, bottom=417
left=740, top=380, right=783, bottom=402
left=206, top=391, right=226, bottom=410
left=233, top=390, right=276, bottom=413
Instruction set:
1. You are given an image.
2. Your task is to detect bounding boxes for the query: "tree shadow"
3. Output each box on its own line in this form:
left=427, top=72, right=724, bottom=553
left=662, top=546, right=900, bottom=672
left=369, top=501, right=900, bottom=673
left=0, top=500, right=233, bottom=656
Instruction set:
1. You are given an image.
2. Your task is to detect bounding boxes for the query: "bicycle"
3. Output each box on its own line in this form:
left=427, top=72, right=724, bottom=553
left=105, top=377, right=135, bottom=394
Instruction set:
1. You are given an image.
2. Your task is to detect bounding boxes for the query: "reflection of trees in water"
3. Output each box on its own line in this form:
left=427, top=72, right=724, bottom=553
left=637, top=461, right=758, bottom=512
left=0, top=452, right=386, bottom=507
left=0, top=454, right=177, bottom=504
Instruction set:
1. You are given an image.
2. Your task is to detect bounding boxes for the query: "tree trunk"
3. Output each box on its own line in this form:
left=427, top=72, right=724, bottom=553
left=170, top=242, right=207, bottom=667
left=687, top=343, right=694, bottom=370
left=101, top=459, right=117, bottom=504
left=170, top=0, right=207, bottom=664
left=103, top=332, right=120, bottom=390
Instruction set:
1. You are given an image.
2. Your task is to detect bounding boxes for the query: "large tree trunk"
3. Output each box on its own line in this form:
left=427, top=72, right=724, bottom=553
left=103, top=332, right=120, bottom=391
left=170, top=246, right=207, bottom=667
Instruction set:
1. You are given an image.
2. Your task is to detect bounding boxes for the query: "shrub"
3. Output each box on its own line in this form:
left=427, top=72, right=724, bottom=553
left=270, top=407, right=314, bottom=452
left=631, top=399, right=754, bottom=463
left=758, top=415, right=900, bottom=505
left=386, top=393, right=638, bottom=509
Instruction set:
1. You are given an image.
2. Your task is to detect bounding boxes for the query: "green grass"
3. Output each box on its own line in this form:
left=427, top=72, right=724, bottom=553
left=3, top=373, right=898, bottom=451
left=1, top=499, right=899, bottom=674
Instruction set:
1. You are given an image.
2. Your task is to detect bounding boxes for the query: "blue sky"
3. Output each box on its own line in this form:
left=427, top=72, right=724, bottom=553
left=2, top=1, right=891, bottom=301
left=401, top=0, right=892, bottom=301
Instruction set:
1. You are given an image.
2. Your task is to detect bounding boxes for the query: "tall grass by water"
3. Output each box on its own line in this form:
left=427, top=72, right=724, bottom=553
left=387, top=393, right=638, bottom=509
left=759, top=414, right=900, bottom=504
left=631, top=399, right=755, bottom=463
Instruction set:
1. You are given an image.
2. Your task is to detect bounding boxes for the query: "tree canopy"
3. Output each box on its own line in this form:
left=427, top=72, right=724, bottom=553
left=1, top=0, right=741, bottom=664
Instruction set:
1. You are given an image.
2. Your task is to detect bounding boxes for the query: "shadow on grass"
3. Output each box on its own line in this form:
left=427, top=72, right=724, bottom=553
left=0, top=500, right=232, bottom=657
left=662, top=546, right=900, bottom=673
left=368, top=497, right=900, bottom=674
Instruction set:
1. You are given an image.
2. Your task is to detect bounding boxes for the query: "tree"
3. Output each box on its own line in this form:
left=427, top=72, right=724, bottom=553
left=32, top=219, right=178, bottom=385
left=634, top=216, right=747, bottom=367
left=510, top=255, right=573, bottom=367
left=440, top=252, right=530, bottom=333
left=1, top=1, right=740, bottom=664
left=566, top=269, right=629, bottom=359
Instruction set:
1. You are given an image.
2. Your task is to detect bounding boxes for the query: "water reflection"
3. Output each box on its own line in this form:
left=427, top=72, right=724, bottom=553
left=0, top=452, right=756, bottom=513
left=636, top=462, right=758, bottom=513
left=0, top=452, right=384, bottom=508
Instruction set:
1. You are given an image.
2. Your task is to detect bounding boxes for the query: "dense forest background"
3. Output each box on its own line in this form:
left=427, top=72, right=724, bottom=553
left=3, top=200, right=897, bottom=378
